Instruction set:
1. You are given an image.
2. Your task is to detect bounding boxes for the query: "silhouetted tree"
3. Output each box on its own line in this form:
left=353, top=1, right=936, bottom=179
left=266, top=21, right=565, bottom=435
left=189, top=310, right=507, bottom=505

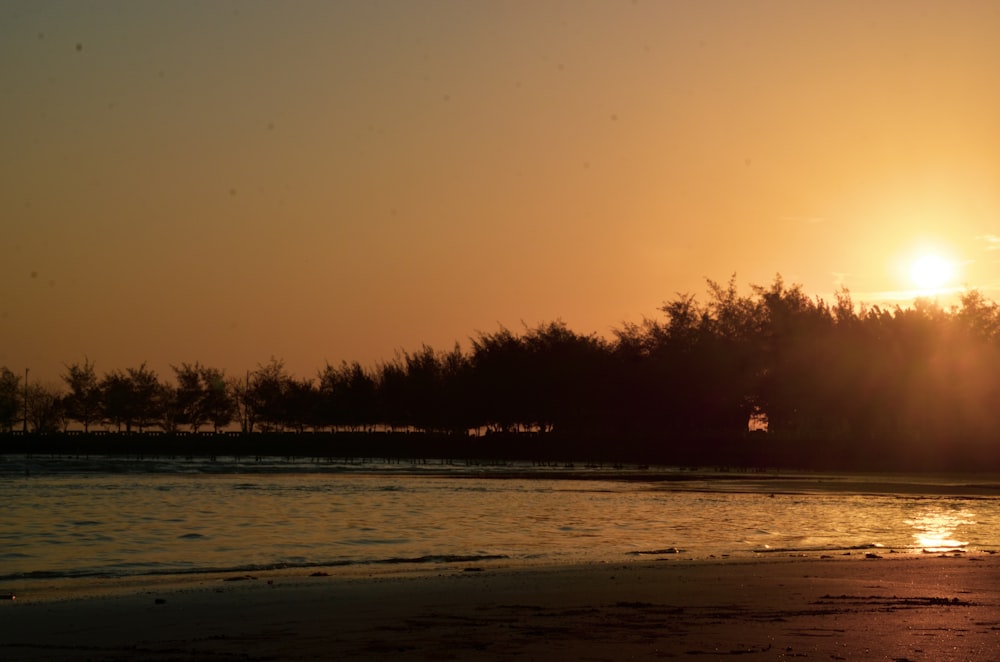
left=229, top=372, right=254, bottom=433
left=469, top=327, right=532, bottom=432
left=201, top=366, right=236, bottom=432
left=753, top=277, right=837, bottom=435
left=954, top=290, right=1000, bottom=341
left=98, top=363, right=163, bottom=432
left=158, top=382, right=181, bottom=433
left=26, top=382, right=64, bottom=433
left=128, top=364, right=163, bottom=433
left=401, top=345, right=449, bottom=433
left=521, top=321, right=610, bottom=434
left=695, top=275, right=762, bottom=434
left=636, top=277, right=759, bottom=439
left=8, top=273, right=1000, bottom=471
left=284, top=377, right=320, bottom=432
left=170, top=363, right=236, bottom=432
left=318, top=361, right=377, bottom=431
left=248, top=358, right=292, bottom=432
left=381, top=343, right=478, bottom=434
left=62, top=359, right=101, bottom=432
left=0, top=367, right=23, bottom=433
left=172, top=363, right=208, bottom=432
left=375, top=357, right=408, bottom=432
left=439, top=344, right=476, bottom=434
left=100, top=369, right=134, bottom=432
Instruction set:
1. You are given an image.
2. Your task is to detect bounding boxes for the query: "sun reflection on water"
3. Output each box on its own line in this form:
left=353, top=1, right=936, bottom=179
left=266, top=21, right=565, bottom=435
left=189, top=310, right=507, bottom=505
left=905, top=506, right=974, bottom=552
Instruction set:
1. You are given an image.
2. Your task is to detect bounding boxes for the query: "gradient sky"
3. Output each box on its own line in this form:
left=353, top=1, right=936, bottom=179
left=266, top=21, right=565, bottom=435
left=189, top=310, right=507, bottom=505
left=4, top=0, right=1000, bottom=384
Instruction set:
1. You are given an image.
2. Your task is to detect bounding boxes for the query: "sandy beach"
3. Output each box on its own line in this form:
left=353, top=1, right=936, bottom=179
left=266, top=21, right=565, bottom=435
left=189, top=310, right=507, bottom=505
left=2, top=553, right=999, bottom=661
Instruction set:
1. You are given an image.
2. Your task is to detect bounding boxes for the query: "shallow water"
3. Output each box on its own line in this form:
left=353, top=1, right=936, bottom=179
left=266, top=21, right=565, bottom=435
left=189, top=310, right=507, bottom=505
left=1, top=456, right=998, bottom=581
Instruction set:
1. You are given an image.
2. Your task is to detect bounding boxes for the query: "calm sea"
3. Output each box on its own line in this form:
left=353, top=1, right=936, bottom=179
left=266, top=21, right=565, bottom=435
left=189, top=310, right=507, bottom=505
left=2, top=455, right=999, bottom=583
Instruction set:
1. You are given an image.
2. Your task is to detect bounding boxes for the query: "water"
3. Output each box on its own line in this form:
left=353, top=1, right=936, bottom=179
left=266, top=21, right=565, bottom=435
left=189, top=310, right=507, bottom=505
left=2, top=455, right=999, bottom=583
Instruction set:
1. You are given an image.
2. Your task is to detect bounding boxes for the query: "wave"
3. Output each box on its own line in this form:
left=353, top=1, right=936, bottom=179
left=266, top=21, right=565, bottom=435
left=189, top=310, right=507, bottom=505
left=4, top=456, right=998, bottom=495
left=5, top=455, right=1000, bottom=496
left=2, top=455, right=536, bottom=479
left=751, top=542, right=890, bottom=554
left=0, top=553, right=510, bottom=583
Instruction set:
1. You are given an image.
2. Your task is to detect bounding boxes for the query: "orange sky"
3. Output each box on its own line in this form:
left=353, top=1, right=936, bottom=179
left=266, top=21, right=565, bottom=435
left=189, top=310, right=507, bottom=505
left=3, top=0, right=1000, bottom=384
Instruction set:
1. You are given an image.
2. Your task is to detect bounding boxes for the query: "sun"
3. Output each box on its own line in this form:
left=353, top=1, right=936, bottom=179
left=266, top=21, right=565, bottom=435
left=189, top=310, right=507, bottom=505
left=909, top=254, right=955, bottom=291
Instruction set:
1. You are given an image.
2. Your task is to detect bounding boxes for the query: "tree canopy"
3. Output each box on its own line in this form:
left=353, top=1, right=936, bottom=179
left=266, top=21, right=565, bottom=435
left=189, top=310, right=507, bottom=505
left=5, top=275, right=1000, bottom=470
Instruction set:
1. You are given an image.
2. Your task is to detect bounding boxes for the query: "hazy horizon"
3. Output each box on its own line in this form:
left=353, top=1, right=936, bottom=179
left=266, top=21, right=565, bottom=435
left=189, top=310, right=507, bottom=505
left=5, top=0, right=999, bottom=384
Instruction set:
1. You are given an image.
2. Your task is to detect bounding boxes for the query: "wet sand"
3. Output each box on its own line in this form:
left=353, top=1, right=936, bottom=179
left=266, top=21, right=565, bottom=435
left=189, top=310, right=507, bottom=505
left=2, top=553, right=999, bottom=660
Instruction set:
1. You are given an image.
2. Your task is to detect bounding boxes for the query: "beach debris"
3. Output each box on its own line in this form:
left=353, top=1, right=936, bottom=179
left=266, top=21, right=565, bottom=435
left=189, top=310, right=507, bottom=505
left=0, top=593, right=15, bottom=600
left=865, top=552, right=882, bottom=559
left=223, top=574, right=258, bottom=582
left=816, top=594, right=973, bottom=607
left=628, top=547, right=683, bottom=555
left=154, top=598, right=167, bottom=605
left=463, top=567, right=484, bottom=572
left=309, top=571, right=329, bottom=577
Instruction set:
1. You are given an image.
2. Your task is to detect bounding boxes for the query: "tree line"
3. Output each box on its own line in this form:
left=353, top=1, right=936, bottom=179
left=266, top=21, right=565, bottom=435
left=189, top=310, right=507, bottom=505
left=4, top=275, right=1000, bottom=469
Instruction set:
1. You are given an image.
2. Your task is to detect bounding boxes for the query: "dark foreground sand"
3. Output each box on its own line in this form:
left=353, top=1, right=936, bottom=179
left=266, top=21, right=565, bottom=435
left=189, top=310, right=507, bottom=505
left=2, top=554, right=999, bottom=660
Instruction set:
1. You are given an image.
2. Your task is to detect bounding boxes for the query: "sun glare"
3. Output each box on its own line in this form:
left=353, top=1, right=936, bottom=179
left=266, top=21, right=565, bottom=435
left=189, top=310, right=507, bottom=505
left=909, top=254, right=955, bottom=292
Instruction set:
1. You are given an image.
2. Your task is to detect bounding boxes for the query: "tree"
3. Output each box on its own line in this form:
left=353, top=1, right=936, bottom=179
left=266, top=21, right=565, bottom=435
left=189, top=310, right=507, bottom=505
left=172, top=362, right=208, bottom=432
left=157, top=382, right=181, bottom=433
left=127, top=364, right=164, bottom=433
left=62, top=359, right=101, bottom=432
left=375, top=357, right=408, bottom=432
left=752, top=276, right=837, bottom=435
left=695, top=275, right=762, bottom=434
left=200, top=365, right=236, bottom=432
left=25, top=383, right=64, bottom=433
left=438, top=344, right=476, bottom=434
left=248, top=358, right=292, bottom=432
left=640, top=278, right=760, bottom=438
left=469, top=327, right=531, bottom=432
left=955, top=289, right=1000, bottom=342
left=100, top=369, right=134, bottom=432
left=521, top=322, right=610, bottom=434
left=401, top=345, right=446, bottom=432
left=169, top=363, right=234, bottom=432
left=318, top=361, right=376, bottom=431
left=284, top=377, right=320, bottom=432
left=99, top=363, right=164, bottom=432
left=0, top=367, right=22, bottom=433
left=228, top=372, right=255, bottom=433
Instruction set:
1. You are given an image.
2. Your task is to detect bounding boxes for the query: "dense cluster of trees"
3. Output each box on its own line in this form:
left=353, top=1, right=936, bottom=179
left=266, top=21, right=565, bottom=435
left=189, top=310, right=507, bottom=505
left=4, top=275, right=1000, bottom=469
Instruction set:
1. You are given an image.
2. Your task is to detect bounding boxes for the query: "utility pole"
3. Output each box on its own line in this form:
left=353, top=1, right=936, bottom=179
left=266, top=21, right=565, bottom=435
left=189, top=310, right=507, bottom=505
left=23, top=367, right=29, bottom=433
left=244, top=370, right=250, bottom=433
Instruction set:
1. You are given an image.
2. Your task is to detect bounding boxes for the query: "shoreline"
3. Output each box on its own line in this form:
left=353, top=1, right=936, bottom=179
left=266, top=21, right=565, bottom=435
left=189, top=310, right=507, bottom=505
left=6, top=430, right=1000, bottom=473
left=4, top=544, right=993, bottom=606
left=3, top=553, right=999, bottom=660
left=6, top=453, right=1000, bottom=496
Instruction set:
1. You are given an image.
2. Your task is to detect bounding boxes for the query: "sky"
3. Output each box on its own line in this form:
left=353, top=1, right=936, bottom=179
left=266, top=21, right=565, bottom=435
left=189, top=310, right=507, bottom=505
left=3, top=0, right=1000, bottom=385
